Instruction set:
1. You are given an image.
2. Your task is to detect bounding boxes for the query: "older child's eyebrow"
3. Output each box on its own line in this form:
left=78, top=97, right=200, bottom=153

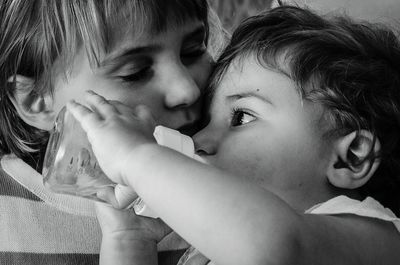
left=101, top=24, right=205, bottom=67
left=101, top=45, right=161, bottom=67
left=226, top=92, right=273, bottom=105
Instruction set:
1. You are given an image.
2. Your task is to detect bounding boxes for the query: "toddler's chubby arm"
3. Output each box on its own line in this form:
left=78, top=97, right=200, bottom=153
left=67, top=91, right=400, bottom=265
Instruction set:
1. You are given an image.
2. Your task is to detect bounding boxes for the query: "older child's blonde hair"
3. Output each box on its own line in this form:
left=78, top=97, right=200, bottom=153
left=0, top=0, right=209, bottom=167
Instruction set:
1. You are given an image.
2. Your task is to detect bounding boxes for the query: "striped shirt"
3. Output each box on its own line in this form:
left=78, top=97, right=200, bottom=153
left=0, top=154, right=187, bottom=265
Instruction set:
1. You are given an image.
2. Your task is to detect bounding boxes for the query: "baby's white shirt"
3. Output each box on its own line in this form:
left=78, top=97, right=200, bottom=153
left=306, top=195, right=400, bottom=232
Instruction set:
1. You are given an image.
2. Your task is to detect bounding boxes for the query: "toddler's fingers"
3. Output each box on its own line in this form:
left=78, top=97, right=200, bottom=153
left=114, top=184, right=138, bottom=209
left=84, top=90, right=119, bottom=118
left=97, top=185, right=138, bottom=209
left=66, top=100, right=102, bottom=132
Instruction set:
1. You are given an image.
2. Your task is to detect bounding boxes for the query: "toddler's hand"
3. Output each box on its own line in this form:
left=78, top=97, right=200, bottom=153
left=96, top=202, right=171, bottom=243
left=96, top=202, right=172, bottom=265
left=66, top=90, right=156, bottom=185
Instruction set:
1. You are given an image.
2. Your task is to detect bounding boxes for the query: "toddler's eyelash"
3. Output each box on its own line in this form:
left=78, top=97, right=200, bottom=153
left=230, top=107, right=256, bottom=127
left=231, top=107, right=251, bottom=116
left=231, top=107, right=240, bottom=116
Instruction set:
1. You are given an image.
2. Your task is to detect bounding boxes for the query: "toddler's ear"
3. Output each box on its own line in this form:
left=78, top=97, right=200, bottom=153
left=326, top=130, right=381, bottom=189
left=7, top=75, right=55, bottom=130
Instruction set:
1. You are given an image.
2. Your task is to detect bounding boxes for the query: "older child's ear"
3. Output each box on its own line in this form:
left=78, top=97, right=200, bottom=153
left=7, top=75, right=55, bottom=131
left=326, top=130, right=381, bottom=189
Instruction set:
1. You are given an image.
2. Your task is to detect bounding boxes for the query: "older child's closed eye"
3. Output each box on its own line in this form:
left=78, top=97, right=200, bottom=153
left=117, top=65, right=154, bottom=83
left=181, top=42, right=208, bottom=63
left=181, top=26, right=208, bottom=65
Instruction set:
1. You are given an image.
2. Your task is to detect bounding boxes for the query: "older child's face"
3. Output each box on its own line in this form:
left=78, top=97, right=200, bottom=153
left=193, top=56, right=334, bottom=209
left=51, top=19, right=211, bottom=135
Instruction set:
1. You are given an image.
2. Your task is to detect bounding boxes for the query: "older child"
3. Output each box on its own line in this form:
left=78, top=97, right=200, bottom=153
left=0, top=0, right=225, bottom=264
left=68, top=5, right=400, bottom=265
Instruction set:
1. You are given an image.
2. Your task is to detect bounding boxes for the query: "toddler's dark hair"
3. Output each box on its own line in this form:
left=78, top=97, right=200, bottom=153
left=209, top=6, right=400, bottom=214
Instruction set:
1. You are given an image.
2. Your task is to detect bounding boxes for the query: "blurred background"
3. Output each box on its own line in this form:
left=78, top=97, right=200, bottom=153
left=209, top=0, right=273, bottom=32
left=209, top=0, right=400, bottom=32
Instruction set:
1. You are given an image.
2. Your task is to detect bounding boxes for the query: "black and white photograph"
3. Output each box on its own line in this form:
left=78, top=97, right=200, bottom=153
left=0, top=1, right=400, bottom=264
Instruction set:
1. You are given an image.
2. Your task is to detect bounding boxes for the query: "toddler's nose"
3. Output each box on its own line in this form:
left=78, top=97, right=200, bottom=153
left=193, top=126, right=218, bottom=156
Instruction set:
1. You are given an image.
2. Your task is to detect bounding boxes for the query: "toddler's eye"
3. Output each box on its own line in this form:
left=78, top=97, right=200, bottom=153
left=230, top=109, right=256, bottom=127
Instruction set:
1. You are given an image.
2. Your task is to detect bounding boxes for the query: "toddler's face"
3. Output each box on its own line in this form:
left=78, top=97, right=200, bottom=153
left=193, top=56, right=335, bottom=210
left=50, top=19, right=212, bottom=135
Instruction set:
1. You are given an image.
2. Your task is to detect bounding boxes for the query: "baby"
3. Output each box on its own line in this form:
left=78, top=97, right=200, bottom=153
left=68, top=6, right=400, bottom=265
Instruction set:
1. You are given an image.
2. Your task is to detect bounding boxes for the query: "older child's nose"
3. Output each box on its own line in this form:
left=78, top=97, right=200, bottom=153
left=164, top=66, right=201, bottom=109
left=193, top=126, right=218, bottom=156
